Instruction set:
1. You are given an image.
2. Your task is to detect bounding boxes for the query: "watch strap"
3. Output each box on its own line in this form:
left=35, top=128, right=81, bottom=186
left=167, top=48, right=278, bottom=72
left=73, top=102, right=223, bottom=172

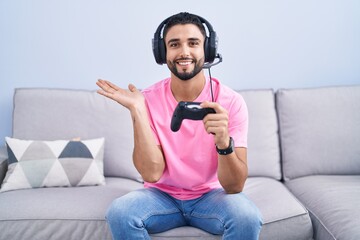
left=216, top=137, right=234, bottom=155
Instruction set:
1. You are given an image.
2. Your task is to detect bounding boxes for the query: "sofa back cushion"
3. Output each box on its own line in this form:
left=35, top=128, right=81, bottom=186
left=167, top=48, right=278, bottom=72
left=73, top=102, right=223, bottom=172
left=12, top=88, right=282, bottom=182
left=239, top=89, right=281, bottom=180
left=12, top=88, right=142, bottom=182
left=276, top=85, right=360, bottom=181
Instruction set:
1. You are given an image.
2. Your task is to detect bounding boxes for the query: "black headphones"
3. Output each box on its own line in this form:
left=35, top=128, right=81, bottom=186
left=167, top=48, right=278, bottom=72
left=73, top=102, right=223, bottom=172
left=152, top=13, right=218, bottom=65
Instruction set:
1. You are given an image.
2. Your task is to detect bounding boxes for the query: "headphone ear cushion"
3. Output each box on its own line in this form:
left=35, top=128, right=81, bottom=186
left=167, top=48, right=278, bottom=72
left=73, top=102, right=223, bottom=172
left=206, top=31, right=218, bottom=63
left=204, top=37, right=210, bottom=63
left=159, top=39, right=166, bottom=64
left=152, top=37, right=167, bottom=65
left=152, top=37, right=161, bottom=64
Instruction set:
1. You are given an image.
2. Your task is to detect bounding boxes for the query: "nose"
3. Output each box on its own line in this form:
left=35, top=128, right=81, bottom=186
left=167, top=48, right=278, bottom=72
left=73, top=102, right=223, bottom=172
left=179, top=44, right=190, bottom=58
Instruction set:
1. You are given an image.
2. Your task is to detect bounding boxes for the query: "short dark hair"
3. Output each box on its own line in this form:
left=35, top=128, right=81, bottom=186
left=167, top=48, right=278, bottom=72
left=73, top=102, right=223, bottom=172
left=163, top=12, right=206, bottom=40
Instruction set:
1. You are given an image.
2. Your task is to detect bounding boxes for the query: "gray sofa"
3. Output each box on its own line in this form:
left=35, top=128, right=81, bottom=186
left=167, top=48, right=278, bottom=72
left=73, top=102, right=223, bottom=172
left=0, top=85, right=359, bottom=240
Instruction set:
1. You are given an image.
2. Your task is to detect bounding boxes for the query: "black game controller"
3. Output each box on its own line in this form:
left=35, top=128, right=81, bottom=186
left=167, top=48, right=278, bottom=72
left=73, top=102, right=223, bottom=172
left=171, top=101, right=216, bottom=132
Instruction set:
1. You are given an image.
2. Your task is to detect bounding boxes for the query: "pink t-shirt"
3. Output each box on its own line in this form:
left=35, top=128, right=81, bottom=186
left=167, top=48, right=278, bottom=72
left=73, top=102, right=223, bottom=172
left=142, top=77, right=248, bottom=200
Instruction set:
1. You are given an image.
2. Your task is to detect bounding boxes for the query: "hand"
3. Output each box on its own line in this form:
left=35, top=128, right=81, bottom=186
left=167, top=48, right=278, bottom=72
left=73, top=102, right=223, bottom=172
left=96, top=79, right=145, bottom=111
left=201, top=101, right=230, bottom=149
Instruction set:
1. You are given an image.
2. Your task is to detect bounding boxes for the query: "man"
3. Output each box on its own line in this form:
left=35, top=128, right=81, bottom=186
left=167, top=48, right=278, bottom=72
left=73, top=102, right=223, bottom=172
left=96, top=12, right=262, bottom=240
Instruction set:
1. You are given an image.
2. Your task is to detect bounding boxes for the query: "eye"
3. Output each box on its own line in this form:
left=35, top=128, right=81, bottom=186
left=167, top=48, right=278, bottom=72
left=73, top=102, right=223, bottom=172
left=189, top=41, right=200, bottom=47
left=169, top=42, right=178, bottom=48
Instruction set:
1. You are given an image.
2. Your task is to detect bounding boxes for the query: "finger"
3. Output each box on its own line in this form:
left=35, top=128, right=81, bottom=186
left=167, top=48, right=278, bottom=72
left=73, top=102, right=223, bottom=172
left=205, top=125, right=229, bottom=140
left=97, top=79, right=109, bottom=85
left=203, top=112, right=228, bottom=126
left=105, top=80, right=122, bottom=91
left=205, top=126, right=220, bottom=135
left=200, top=101, right=224, bottom=113
left=96, top=79, right=111, bottom=91
left=97, top=80, right=121, bottom=95
left=204, top=120, right=228, bottom=132
left=96, top=79, right=105, bottom=88
left=96, top=89, right=112, bottom=99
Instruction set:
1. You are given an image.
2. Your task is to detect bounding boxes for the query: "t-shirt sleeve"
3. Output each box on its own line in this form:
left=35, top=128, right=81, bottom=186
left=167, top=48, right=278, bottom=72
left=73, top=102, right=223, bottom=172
left=228, top=94, right=248, bottom=148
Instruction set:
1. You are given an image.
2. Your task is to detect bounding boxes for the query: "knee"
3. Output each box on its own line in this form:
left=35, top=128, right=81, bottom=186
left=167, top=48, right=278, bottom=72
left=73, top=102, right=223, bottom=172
left=231, top=203, right=263, bottom=234
left=105, top=199, right=119, bottom=224
left=106, top=198, right=130, bottom=225
left=224, top=196, right=263, bottom=235
left=239, top=206, right=262, bottom=229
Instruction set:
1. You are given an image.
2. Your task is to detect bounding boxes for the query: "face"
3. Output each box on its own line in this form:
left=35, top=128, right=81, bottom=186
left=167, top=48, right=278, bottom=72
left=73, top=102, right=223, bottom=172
left=164, top=24, right=205, bottom=81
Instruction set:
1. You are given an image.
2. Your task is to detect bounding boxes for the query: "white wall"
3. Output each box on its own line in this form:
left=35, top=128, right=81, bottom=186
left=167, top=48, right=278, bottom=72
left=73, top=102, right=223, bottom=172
left=1, top=0, right=360, bottom=146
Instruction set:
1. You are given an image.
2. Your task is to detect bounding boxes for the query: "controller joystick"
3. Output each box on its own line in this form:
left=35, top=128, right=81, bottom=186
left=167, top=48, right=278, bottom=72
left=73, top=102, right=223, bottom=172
left=171, top=101, right=216, bottom=132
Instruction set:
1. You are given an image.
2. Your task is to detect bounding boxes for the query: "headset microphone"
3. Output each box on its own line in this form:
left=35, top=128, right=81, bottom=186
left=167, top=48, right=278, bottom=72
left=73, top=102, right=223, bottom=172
left=203, top=53, right=222, bottom=102
left=203, top=53, right=222, bottom=69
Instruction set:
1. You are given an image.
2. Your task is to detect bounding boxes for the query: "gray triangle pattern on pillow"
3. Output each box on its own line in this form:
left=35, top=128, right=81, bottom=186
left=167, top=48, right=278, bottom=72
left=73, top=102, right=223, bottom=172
left=59, top=158, right=93, bottom=186
left=59, top=141, right=93, bottom=159
left=21, top=159, right=57, bottom=187
left=22, top=141, right=57, bottom=160
left=6, top=145, right=18, bottom=165
left=0, top=137, right=105, bottom=192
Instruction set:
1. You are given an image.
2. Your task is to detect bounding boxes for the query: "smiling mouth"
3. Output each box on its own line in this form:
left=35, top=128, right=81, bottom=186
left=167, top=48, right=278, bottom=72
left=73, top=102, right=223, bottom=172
left=176, top=59, right=194, bottom=66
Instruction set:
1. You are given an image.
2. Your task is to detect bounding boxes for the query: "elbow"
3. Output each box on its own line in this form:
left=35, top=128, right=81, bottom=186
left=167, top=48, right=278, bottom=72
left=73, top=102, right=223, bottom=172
left=224, top=188, right=243, bottom=194
left=133, top=152, right=165, bottom=183
left=142, top=173, right=162, bottom=183
left=140, top=166, right=164, bottom=183
left=222, top=183, right=245, bottom=194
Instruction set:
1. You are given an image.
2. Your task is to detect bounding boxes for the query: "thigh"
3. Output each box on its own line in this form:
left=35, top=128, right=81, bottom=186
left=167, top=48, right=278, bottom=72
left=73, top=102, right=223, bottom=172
left=189, top=189, right=262, bottom=236
left=107, top=187, right=187, bottom=234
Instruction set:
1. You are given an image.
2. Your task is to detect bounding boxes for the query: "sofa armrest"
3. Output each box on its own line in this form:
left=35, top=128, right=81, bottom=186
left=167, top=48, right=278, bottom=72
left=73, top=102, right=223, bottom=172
left=0, top=145, right=8, bottom=185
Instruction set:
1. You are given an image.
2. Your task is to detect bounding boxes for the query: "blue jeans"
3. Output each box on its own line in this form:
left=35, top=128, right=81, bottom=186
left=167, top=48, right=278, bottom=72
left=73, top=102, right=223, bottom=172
left=106, top=188, right=262, bottom=240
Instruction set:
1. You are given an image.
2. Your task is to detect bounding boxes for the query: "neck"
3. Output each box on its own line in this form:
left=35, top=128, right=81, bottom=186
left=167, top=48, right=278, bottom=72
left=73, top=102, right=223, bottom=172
left=170, top=71, right=206, bottom=102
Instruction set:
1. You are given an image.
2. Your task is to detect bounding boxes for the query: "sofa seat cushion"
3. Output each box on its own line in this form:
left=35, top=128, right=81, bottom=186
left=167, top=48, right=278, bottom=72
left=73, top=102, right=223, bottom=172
left=151, top=177, right=313, bottom=240
left=151, top=227, right=221, bottom=240
left=0, top=176, right=313, bottom=240
left=286, top=175, right=360, bottom=240
left=0, top=177, right=143, bottom=240
left=244, top=177, right=313, bottom=240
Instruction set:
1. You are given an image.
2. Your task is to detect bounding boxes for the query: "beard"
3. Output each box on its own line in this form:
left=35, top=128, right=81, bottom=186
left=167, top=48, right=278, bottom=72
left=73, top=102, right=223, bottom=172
left=167, top=57, right=204, bottom=81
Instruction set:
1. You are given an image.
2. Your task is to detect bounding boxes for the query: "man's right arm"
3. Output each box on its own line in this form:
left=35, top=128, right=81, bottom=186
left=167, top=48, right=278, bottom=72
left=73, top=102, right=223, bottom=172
left=96, top=79, right=165, bottom=182
left=131, top=105, right=165, bottom=183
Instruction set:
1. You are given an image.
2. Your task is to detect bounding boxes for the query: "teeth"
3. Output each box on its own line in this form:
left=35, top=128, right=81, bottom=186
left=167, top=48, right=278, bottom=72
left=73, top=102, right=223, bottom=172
left=177, top=61, right=192, bottom=66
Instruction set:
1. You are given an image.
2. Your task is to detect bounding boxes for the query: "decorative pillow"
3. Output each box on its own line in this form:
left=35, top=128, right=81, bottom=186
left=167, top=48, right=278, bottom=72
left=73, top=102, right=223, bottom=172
left=0, top=137, right=105, bottom=192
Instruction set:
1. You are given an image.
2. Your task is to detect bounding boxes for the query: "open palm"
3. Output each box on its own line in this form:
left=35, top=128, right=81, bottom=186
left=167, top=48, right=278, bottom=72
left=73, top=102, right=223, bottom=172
left=96, top=79, right=144, bottom=111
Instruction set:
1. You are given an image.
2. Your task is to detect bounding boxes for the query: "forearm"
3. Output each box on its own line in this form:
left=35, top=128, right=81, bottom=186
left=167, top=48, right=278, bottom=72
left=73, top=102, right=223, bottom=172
left=217, top=148, right=248, bottom=194
left=96, top=80, right=165, bottom=181
left=131, top=106, right=165, bottom=183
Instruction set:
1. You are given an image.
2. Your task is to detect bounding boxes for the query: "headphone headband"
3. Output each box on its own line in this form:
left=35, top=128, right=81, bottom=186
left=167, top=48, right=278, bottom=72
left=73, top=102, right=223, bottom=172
left=152, top=13, right=218, bottom=65
left=154, top=15, right=215, bottom=40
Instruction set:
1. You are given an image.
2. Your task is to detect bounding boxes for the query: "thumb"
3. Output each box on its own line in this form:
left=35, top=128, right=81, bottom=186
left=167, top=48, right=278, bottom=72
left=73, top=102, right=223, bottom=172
left=128, top=84, right=138, bottom=92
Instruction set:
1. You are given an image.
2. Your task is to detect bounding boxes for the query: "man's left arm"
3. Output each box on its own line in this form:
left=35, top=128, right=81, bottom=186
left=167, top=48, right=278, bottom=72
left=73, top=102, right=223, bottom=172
left=217, top=146, right=248, bottom=194
left=201, top=101, right=248, bottom=194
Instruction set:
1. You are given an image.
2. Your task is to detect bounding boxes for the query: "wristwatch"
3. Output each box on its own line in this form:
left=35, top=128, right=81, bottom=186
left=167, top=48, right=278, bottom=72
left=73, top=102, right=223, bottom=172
left=216, top=137, right=234, bottom=155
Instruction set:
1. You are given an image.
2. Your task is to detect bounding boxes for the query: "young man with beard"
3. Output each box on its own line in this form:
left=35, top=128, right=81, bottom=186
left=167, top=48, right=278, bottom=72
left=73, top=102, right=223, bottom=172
left=96, top=12, right=262, bottom=240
